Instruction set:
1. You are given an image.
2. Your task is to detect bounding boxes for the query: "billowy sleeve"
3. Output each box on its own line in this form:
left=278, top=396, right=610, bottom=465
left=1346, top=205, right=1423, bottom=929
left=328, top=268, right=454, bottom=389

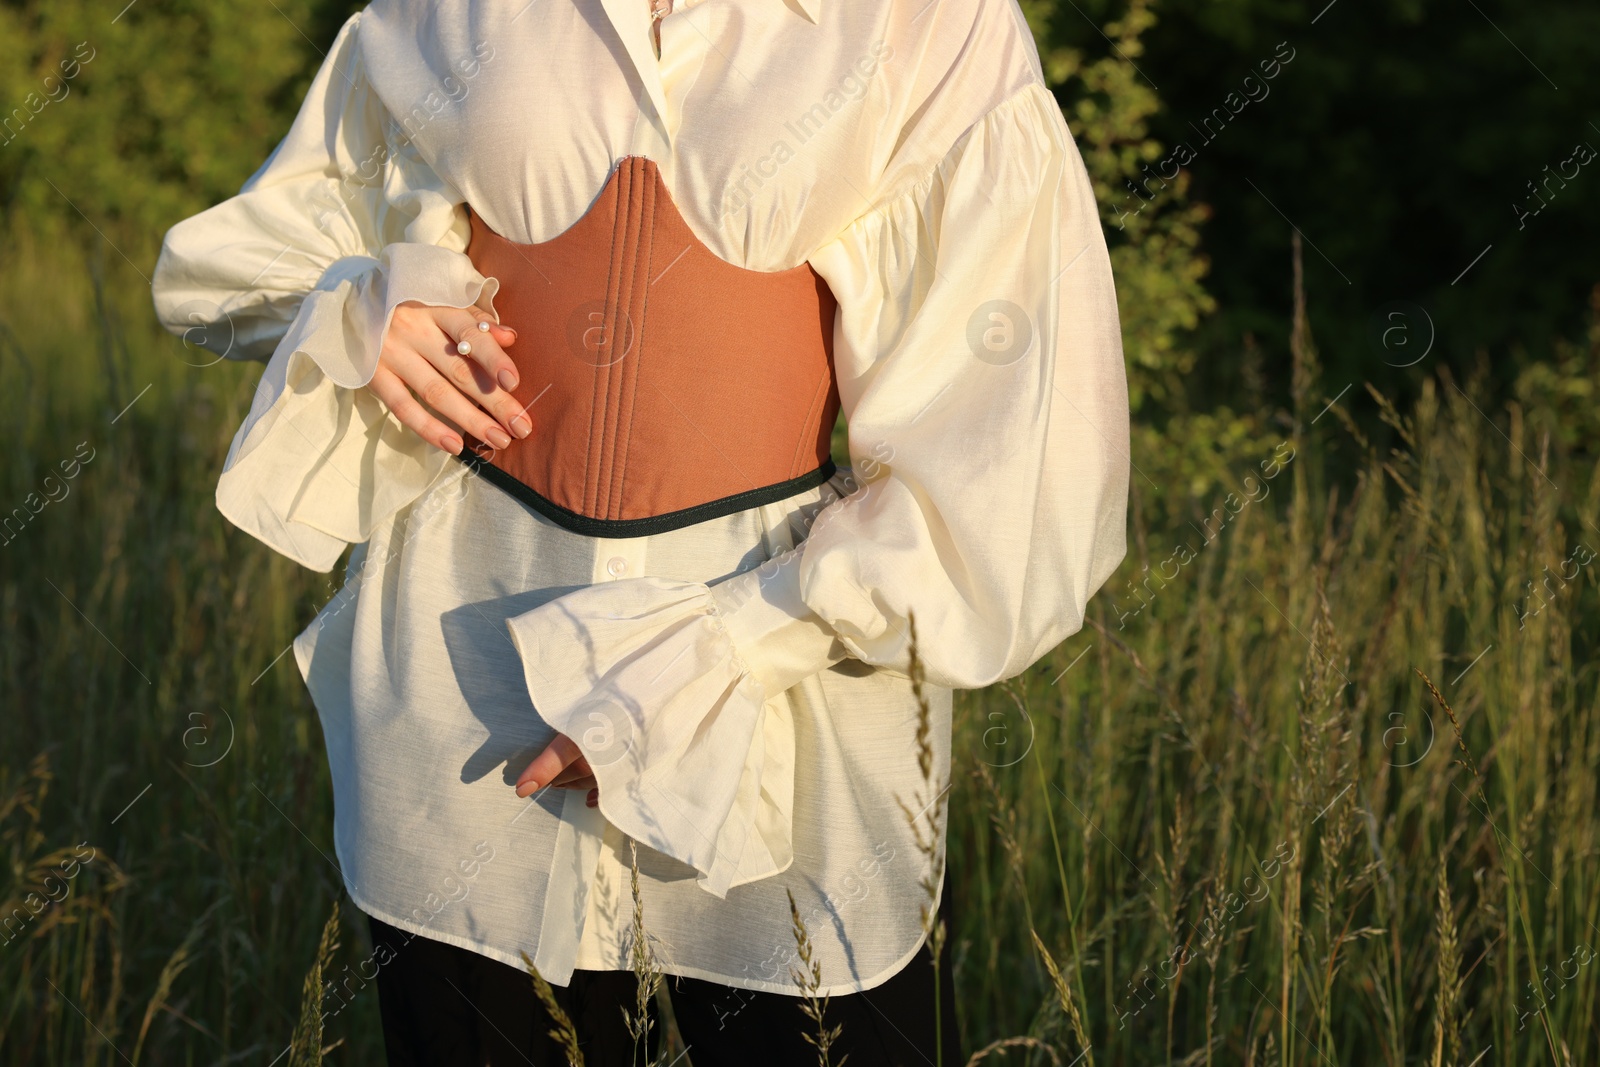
left=150, top=11, right=499, bottom=572
left=506, top=80, right=1129, bottom=896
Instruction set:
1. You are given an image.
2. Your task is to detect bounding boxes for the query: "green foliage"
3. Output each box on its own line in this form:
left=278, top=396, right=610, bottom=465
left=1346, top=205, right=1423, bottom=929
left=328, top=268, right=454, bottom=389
left=1514, top=285, right=1600, bottom=454
left=1028, top=0, right=1217, bottom=415
left=1028, top=0, right=1280, bottom=513
left=0, top=0, right=358, bottom=257
left=1127, top=0, right=1600, bottom=398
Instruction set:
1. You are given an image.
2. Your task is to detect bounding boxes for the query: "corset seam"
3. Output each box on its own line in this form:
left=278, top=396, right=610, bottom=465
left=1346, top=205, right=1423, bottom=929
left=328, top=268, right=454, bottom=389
left=582, top=163, right=620, bottom=516
left=603, top=156, right=639, bottom=518
left=790, top=370, right=831, bottom=480
left=610, top=159, right=654, bottom=520
left=593, top=157, right=631, bottom=516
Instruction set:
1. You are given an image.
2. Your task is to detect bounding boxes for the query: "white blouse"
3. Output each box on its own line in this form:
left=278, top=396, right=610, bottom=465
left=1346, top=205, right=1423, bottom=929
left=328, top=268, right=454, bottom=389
left=151, top=0, right=1130, bottom=994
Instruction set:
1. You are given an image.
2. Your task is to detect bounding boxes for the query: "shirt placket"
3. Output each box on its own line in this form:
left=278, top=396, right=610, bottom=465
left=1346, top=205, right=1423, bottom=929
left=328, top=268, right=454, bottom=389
left=529, top=531, right=652, bottom=982
left=601, top=0, right=714, bottom=160
left=590, top=537, right=647, bottom=585
left=539, top=0, right=710, bottom=981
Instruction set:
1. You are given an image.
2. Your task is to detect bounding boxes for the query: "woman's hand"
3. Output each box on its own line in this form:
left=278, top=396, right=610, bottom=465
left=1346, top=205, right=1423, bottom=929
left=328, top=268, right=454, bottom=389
left=365, top=301, right=531, bottom=454
left=516, top=735, right=600, bottom=808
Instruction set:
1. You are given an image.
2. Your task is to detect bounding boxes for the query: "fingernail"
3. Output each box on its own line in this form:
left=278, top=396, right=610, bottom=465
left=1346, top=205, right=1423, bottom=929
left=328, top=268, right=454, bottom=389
left=443, top=434, right=463, bottom=454
left=511, top=415, right=532, bottom=439
left=520, top=779, right=540, bottom=796
left=486, top=426, right=512, bottom=450
left=502, top=326, right=518, bottom=341
left=586, top=788, right=599, bottom=808
left=498, top=369, right=519, bottom=391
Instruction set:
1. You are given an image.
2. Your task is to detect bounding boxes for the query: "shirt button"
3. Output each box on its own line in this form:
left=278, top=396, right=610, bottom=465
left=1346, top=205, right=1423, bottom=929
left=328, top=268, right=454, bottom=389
left=606, top=556, right=628, bottom=578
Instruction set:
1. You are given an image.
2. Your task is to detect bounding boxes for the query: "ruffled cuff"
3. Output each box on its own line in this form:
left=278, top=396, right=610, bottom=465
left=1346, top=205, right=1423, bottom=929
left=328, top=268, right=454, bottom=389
left=708, top=547, right=848, bottom=696
left=214, top=243, right=500, bottom=572
left=505, top=558, right=844, bottom=898
left=287, top=242, right=502, bottom=388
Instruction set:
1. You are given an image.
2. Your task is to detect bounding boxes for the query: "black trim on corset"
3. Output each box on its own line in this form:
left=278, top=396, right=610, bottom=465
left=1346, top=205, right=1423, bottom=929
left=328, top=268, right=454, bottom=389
left=454, top=454, right=838, bottom=537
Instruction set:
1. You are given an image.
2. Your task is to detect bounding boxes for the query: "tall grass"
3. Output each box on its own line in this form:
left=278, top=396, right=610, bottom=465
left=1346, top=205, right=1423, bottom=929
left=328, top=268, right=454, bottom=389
left=951, top=260, right=1600, bottom=1063
left=2, top=235, right=1597, bottom=1063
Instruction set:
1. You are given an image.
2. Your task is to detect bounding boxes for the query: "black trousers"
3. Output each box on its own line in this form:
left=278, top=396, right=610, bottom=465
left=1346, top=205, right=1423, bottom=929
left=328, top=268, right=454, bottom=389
left=363, top=880, right=960, bottom=1066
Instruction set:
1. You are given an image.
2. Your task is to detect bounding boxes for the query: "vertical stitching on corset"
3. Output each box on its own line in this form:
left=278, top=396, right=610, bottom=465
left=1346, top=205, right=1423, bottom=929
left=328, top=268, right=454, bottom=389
left=592, top=161, right=622, bottom=516
left=612, top=161, right=655, bottom=521
left=585, top=160, right=625, bottom=516
left=602, top=156, right=645, bottom=519
left=590, top=157, right=635, bottom=516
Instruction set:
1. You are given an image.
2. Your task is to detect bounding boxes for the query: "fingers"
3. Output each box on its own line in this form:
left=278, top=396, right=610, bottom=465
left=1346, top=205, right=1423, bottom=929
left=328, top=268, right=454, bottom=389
left=378, top=306, right=532, bottom=451
left=381, top=341, right=514, bottom=452
left=462, top=302, right=518, bottom=349
left=465, top=302, right=518, bottom=339
left=516, top=734, right=584, bottom=797
left=514, top=735, right=600, bottom=811
left=434, top=306, right=517, bottom=387
left=367, top=364, right=465, bottom=454
left=427, top=307, right=534, bottom=439
left=549, top=758, right=595, bottom=788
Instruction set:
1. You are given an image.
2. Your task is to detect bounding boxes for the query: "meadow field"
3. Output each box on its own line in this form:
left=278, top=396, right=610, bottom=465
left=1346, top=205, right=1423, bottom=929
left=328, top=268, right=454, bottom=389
left=3, top=216, right=1598, bottom=1065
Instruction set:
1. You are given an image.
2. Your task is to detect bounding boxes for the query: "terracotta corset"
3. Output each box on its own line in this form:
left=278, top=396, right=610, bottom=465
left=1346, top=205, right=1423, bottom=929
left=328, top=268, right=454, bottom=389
left=459, top=154, right=842, bottom=536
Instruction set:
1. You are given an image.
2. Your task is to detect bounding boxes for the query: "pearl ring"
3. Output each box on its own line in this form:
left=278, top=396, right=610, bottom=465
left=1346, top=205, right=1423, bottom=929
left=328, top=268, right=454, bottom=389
left=455, top=320, right=492, bottom=356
